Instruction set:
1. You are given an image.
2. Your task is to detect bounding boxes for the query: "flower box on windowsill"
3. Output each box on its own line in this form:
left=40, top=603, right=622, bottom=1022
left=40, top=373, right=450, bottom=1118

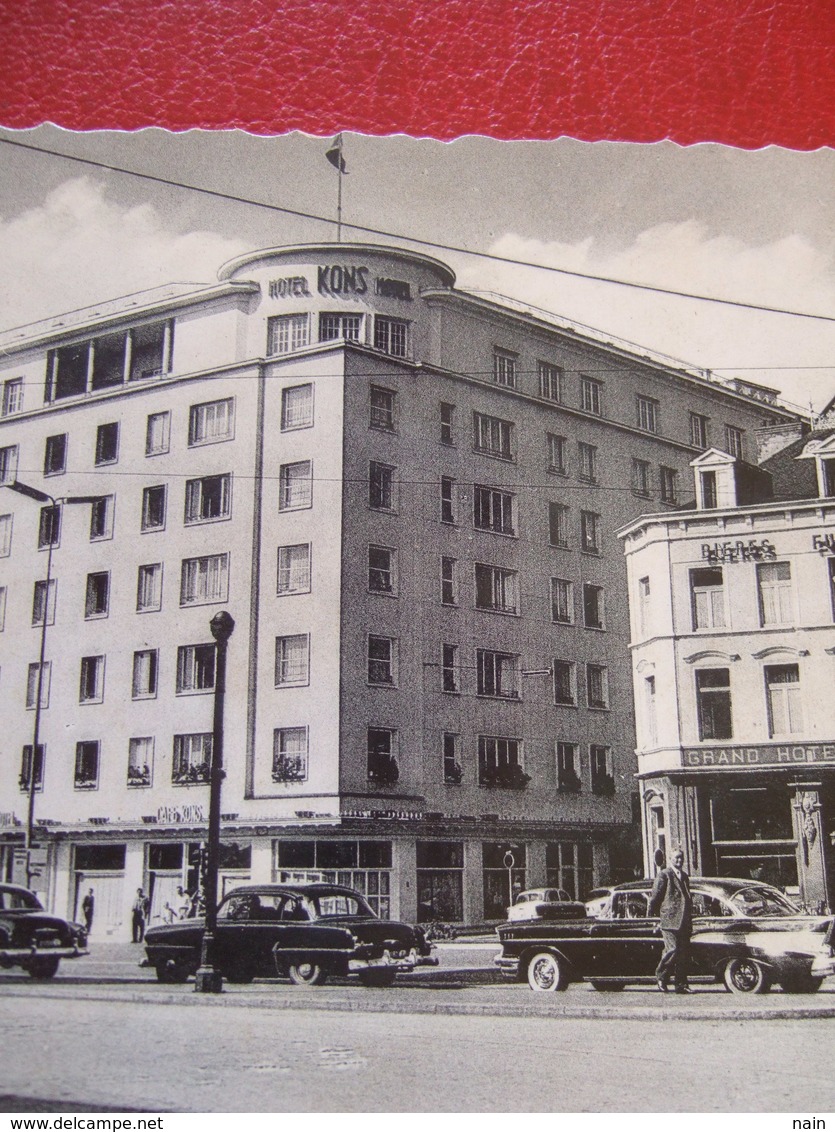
left=558, top=772, right=583, bottom=795
left=444, top=762, right=463, bottom=785
left=479, top=764, right=531, bottom=790
left=172, top=764, right=211, bottom=787
left=368, top=759, right=400, bottom=788
left=592, top=776, right=616, bottom=798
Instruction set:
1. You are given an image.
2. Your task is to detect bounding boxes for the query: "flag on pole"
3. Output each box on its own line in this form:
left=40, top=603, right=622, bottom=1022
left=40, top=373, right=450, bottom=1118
left=325, top=134, right=347, bottom=173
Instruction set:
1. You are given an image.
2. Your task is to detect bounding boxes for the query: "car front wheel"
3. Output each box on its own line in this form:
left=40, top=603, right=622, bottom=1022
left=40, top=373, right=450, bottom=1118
left=527, top=951, right=568, bottom=992
left=27, top=957, right=60, bottom=980
left=723, top=957, right=770, bottom=994
left=287, top=961, right=328, bottom=986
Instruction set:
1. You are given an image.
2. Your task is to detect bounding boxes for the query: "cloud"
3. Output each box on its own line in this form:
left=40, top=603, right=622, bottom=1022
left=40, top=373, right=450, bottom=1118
left=0, top=177, right=250, bottom=330
left=454, top=225, right=835, bottom=412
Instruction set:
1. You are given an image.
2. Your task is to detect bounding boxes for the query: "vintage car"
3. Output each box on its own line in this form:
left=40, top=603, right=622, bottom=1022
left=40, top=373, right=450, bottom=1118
left=495, top=877, right=835, bottom=994
left=144, top=882, right=438, bottom=986
left=0, top=883, right=88, bottom=979
left=584, top=886, right=615, bottom=919
left=506, top=888, right=585, bottom=922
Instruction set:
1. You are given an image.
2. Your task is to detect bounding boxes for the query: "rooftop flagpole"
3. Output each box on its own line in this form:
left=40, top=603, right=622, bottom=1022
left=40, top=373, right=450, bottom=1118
left=325, top=134, right=347, bottom=242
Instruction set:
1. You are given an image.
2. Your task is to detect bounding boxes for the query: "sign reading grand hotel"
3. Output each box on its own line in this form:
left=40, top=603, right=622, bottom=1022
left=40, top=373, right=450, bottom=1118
left=701, top=539, right=776, bottom=563
left=684, top=743, right=835, bottom=768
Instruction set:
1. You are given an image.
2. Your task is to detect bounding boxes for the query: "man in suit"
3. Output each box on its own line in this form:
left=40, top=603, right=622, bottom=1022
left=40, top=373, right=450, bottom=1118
left=649, top=846, right=692, bottom=993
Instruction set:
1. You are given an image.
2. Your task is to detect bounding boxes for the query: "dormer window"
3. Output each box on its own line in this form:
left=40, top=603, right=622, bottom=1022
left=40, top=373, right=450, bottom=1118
left=700, top=470, right=718, bottom=509
left=820, top=458, right=835, bottom=497
left=46, top=319, right=174, bottom=402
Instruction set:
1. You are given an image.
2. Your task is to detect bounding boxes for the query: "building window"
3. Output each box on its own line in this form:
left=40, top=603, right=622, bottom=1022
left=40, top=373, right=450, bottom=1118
left=370, top=386, right=396, bottom=431
left=275, top=634, right=310, bottom=687
left=631, top=458, right=652, bottom=498
left=44, top=433, right=67, bottom=476
left=280, top=384, right=314, bottom=430
left=38, top=505, right=61, bottom=549
left=0, top=584, right=6, bottom=631
left=20, top=744, right=45, bottom=793
left=441, top=476, right=456, bottom=524
left=550, top=578, right=573, bottom=624
left=696, top=668, right=733, bottom=740
left=84, top=572, right=110, bottom=618
left=473, top=485, right=514, bottom=535
left=132, top=649, right=158, bottom=699
left=268, top=313, right=310, bottom=356
left=74, top=741, right=100, bottom=790
left=590, top=745, right=615, bottom=795
left=2, top=378, right=23, bottom=416
left=546, top=841, right=593, bottom=901
left=757, top=561, right=793, bottom=626
left=368, top=461, right=395, bottom=511
left=0, top=444, right=19, bottom=484
left=172, top=733, right=212, bottom=786
left=476, top=649, right=519, bottom=698
left=583, top=583, right=605, bottom=629
left=185, top=473, right=232, bottom=523
left=0, top=516, right=12, bottom=556
left=724, top=426, right=744, bottom=460
left=180, top=554, right=229, bottom=606
left=129, top=321, right=172, bottom=381
left=690, top=413, right=709, bottom=449
left=766, top=664, right=803, bottom=736
left=94, top=422, right=119, bottom=465
left=442, top=643, right=459, bottom=692
left=89, top=495, right=114, bottom=541
left=553, top=660, right=576, bottom=706
left=440, top=402, right=455, bottom=445
left=548, top=502, right=569, bottom=548
left=557, top=742, right=581, bottom=793
left=474, top=563, right=518, bottom=614
left=636, top=396, right=659, bottom=434
left=821, top=459, right=835, bottom=498
left=493, top=350, right=517, bottom=388
left=580, top=510, right=601, bottom=553
left=188, top=398, right=235, bottom=446
left=473, top=411, right=513, bottom=460
left=690, top=567, right=725, bottom=630
left=26, top=661, right=51, bottom=709
left=638, top=576, right=651, bottom=637
left=141, top=485, right=166, bottom=531
left=538, top=361, right=563, bottom=402
left=367, top=728, right=399, bottom=786
left=580, top=377, right=603, bottom=416
left=368, top=545, right=396, bottom=595
left=660, top=466, right=678, bottom=504
left=137, top=563, right=163, bottom=612
left=79, top=655, right=105, bottom=703
left=478, top=735, right=526, bottom=788
left=145, top=411, right=171, bottom=455
left=586, top=664, right=609, bottom=709
left=368, top=635, right=397, bottom=685
left=578, top=442, right=598, bottom=483
left=374, top=316, right=408, bottom=357
left=272, top=727, right=308, bottom=783
left=547, top=433, right=567, bottom=475
left=320, top=312, right=362, bottom=341
left=277, top=544, right=311, bottom=595
left=32, top=578, right=57, bottom=627
left=443, top=734, right=462, bottom=784
left=177, top=643, right=216, bottom=694
left=644, top=675, right=658, bottom=747
left=829, top=558, right=835, bottom=621
left=441, top=556, right=457, bottom=606
left=127, top=737, right=153, bottom=788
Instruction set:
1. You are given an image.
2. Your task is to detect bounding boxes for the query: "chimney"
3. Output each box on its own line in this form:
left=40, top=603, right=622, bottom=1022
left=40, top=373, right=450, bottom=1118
left=755, top=421, right=809, bottom=465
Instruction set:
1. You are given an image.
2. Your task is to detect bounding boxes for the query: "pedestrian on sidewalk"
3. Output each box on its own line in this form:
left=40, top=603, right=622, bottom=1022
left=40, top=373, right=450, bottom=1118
left=81, top=887, right=95, bottom=933
left=649, top=846, right=693, bottom=994
left=132, top=888, right=149, bottom=942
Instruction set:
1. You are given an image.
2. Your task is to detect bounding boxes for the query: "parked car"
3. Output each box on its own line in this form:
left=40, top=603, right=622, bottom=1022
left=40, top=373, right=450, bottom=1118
left=584, top=887, right=615, bottom=918
left=0, top=883, right=88, bottom=979
left=506, top=888, right=585, bottom=922
left=144, top=883, right=438, bottom=986
left=496, top=877, right=835, bottom=994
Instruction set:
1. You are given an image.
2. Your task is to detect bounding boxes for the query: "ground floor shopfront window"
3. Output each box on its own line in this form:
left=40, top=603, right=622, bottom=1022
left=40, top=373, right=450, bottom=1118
left=273, top=839, right=392, bottom=918
left=545, top=841, right=593, bottom=900
left=482, top=842, right=527, bottom=919
left=416, top=841, right=463, bottom=922
left=707, top=781, right=798, bottom=890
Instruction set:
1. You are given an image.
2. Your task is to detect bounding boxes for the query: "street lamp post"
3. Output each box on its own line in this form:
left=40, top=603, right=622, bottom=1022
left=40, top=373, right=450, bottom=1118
left=195, top=609, right=235, bottom=994
left=4, top=481, right=104, bottom=890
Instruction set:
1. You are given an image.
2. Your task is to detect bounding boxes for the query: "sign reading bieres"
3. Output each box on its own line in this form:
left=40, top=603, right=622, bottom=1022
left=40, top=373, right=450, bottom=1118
left=268, top=266, right=412, bottom=301
left=701, top=539, right=776, bottom=563
left=684, top=743, right=835, bottom=768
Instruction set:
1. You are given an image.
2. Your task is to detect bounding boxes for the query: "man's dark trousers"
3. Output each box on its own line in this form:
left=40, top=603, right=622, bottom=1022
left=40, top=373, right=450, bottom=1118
left=657, top=927, right=690, bottom=988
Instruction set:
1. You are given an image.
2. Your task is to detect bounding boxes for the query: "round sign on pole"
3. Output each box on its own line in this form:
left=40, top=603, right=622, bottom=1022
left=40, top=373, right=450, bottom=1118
left=503, top=850, right=515, bottom=870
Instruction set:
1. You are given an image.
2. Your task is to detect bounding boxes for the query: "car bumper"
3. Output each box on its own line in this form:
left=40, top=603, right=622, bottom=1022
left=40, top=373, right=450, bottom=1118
left=0, top=945, right=88, bottom=961
left=494, top=955, right=519, bottom=974
left=348, top=948, right=439, bottom=973
left=809, top=953, right=835, bottom=978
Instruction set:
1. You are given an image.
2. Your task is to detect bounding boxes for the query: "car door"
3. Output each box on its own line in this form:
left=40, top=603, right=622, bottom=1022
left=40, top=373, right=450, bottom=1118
left=589, top=890, right=662, bottom=977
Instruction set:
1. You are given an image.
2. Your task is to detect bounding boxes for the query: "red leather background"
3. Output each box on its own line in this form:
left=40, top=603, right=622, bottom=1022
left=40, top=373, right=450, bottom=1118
left=2, top=0, right=834, bottom=147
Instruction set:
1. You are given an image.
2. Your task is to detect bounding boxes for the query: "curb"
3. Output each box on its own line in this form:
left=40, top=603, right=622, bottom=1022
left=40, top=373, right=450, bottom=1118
left=6, top=983, right=835, bottom=1022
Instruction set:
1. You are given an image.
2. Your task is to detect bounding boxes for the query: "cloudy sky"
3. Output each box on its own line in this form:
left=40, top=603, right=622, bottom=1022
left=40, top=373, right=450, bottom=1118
left=1, top=127, right=834, bottom=413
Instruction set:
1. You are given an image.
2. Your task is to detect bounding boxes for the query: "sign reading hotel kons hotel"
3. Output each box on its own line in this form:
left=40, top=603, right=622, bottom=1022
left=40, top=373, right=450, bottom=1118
left=701, top=539, right=776, bottom=564
left=268, top=267, right=412, bottom=301
left=684, top=743, right=835, bottom=768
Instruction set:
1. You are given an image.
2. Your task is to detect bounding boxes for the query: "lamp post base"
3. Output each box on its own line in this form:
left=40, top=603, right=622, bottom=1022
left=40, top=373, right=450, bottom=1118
left=194, top=966, right=223, bottom=994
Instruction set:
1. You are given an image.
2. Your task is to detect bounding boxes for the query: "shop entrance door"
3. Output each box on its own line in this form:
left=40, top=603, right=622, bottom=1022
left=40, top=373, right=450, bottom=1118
left=74, top=872, right=125, bottom=940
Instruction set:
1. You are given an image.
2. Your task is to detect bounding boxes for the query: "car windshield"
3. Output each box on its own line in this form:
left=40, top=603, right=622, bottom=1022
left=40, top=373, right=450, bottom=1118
left=728, top=885, right=800, bottom=917
left=307, top=891, right=376, bottom=919
left=0, top=887, right=43, bottom=911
